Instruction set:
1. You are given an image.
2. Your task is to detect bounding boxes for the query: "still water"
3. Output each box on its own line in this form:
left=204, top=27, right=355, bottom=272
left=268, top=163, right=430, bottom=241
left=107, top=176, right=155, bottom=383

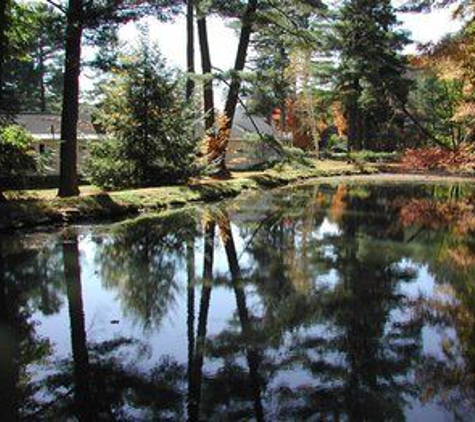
left=2, top=181, right=475, bottom=421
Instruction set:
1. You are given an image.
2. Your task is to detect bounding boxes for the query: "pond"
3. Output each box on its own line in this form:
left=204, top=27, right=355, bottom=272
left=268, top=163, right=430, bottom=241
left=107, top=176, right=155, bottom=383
left=2, top=180, right=475, bottom=421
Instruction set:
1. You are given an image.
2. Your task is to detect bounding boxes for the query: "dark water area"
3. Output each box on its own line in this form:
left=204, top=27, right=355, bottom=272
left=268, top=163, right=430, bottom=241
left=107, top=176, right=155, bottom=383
left=2, top=181, right=475, bottom=421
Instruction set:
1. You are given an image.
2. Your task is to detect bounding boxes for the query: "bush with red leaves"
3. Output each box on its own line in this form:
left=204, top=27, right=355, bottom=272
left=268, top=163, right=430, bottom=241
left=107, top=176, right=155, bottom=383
left=401, top=144, right=475, bottom=173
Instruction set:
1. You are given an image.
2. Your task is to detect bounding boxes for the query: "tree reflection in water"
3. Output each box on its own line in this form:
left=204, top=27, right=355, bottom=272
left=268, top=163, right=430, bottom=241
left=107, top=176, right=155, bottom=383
left=217, top=209, right=264, bottom=421
left=396, top=184, right=475, bottom=419
left=40, top=228, right=187, bottom=420
left=188, top=212, right=215, bottom=421
left=0, top=235, right=60, bottom=419
left=2, top=182, right=475, bottom=420
left=96, top=211, right=200, bottom=331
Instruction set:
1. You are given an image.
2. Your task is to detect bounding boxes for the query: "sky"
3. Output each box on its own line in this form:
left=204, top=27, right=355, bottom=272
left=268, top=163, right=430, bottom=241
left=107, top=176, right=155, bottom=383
left=82, top=3, right=463, bottom=101
left=117, top=4, right=462, bottom=68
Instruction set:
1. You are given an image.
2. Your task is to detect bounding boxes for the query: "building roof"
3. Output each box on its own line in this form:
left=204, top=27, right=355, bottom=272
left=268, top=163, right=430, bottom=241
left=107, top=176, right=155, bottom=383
left=6, top=110, right=278, bottom=141
left=8, top=114, right=100, bottom=140
left=230, top=107, right=281, bottom=140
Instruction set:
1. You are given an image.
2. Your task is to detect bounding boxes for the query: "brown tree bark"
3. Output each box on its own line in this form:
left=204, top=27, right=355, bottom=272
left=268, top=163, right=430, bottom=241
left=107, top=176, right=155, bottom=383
left=196, top=12, right=214, bottom=131
left=223, top=0, right=258, bottom=132
left=215, top=0, right=259, bottom=176
left=58, top=0, right=83, bottom=197
left=186, top=0, right=195, bottom=101
left=346, top=78, right=365, bottom=152
left=39, top=44, right=46, bottom=113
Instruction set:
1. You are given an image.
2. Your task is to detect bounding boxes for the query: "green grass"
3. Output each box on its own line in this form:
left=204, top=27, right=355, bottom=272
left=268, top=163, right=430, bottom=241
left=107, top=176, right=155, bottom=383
left=0, top=159, right=377, bottom=231
left=327, top=150, right=400, bottom=163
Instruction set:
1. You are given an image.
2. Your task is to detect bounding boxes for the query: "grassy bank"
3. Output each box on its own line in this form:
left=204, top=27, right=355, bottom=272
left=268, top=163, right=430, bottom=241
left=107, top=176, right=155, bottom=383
left=0, top=160, right=376, bottom=231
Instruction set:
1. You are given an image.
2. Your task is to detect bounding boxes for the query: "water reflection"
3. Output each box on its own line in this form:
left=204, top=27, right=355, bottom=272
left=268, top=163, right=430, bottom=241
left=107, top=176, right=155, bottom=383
left=0, top=236, right=58, bottom=419
left=1, top=181, right=475, bottom=420
left=97, top=212, right=199, bottom=330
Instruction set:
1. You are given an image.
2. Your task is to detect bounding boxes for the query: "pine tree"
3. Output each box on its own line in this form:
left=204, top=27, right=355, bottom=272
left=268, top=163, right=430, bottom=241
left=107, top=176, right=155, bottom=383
left=87, top=38, right=197, bottom=189
left=336, top=0, right=410, bottom=151
left=3, top=2, right=64, bottom=113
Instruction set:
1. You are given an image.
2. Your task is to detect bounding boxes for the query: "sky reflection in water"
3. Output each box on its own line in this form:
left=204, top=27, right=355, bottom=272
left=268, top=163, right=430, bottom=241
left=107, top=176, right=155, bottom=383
left=1, top=181, right=475, bottom=421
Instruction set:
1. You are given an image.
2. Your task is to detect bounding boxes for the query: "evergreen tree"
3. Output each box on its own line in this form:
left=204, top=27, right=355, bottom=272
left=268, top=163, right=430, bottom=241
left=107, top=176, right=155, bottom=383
left=336, top=0, right=410, bottom=151
left=244, top=0, right=333, bottom=149
left=57, top=0, right=182, bottom=197
left=4, top=2, right=64, bottom=113
left=87, top=38, right=198, bottom=189
left=0, top=0, right=9, bottom=110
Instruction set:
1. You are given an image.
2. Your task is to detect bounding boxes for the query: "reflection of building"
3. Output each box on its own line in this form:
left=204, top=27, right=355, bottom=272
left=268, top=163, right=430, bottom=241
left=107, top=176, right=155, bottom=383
left=13, top=114, right=102, bottom=174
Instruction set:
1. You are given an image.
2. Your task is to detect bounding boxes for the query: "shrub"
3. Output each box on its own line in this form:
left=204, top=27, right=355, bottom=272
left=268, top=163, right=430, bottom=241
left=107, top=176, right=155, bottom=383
left=401, top=145, right=475, bottom=173
left=86, top=39, right=199, bottom=190
left=349, top=150, right=400, bottom=163
left=242, top=136, right=313, bottom=170
left=86, top=139, right=132, bottom=190
left=327, top=134, right=348, bottom=153
left=0, top=124, right=37, bottom=200
left=0, top=124, right=36, bottom=177
left=326, top=149, right=399, bottom=163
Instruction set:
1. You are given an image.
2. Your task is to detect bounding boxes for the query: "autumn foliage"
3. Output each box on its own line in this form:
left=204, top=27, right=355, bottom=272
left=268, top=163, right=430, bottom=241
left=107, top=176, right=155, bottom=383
left=400, top=197, right=475, bottom=270
left=401, top=144, right=475, bottom=173
left=202, top=114, right=231, bottom=174
left=400, top=198, right=475, bottom=234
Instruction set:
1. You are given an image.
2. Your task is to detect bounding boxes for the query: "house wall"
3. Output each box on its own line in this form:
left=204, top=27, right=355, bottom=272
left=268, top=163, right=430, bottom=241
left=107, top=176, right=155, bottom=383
left=31, top=138, right=90, bottom=175
left=226, top=138, right=282, bottom=170
left=30, top=137, right=280, bottom=175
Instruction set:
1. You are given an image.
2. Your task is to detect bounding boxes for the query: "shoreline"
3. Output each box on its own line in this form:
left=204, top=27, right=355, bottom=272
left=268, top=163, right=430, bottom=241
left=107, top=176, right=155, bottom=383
left=2, top=162, right=475, bottom=232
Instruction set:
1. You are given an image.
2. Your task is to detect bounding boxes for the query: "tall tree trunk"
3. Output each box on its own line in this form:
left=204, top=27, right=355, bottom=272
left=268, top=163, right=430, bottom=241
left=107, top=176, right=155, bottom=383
left=356, top=111, right=363, bottom=151
left=348, top=104, right=364, bottom=151
left=196, top=13, right=214, bottom=131
left=279, top=45, right=287, bottom=133
left=62, top=231, right=94, bottom=421
left=346, top=79, right=362, bottom=152
left=347, top=102, right=357, bottom=153
left=58, top=0, right=83, bottom=197
left=186, top=0, right=195, bottom=101
left=303, top=50, right=319, bottom=156
left=39, top=44, right=46, bottom=113
left=215, top=0, right=258, bottom=176
left=0, top=0, right=8, bottom=110
left=188, top=219, right=215, bottom=422
left=217, top=213, right=264, bottom=421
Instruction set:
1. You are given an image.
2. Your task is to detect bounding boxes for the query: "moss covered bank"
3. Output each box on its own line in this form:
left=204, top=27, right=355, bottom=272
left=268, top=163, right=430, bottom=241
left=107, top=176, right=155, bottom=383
left=0, top=161, right=377, bottom=231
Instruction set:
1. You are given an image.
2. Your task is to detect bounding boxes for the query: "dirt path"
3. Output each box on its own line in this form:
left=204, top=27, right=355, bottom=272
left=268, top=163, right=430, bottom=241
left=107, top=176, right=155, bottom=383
left=311, top=172, right=475, bottom=184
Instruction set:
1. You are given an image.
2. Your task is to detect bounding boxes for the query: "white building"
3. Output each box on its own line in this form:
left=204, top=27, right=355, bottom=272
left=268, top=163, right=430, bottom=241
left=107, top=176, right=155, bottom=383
left=13, top=114, right=101, bottom=175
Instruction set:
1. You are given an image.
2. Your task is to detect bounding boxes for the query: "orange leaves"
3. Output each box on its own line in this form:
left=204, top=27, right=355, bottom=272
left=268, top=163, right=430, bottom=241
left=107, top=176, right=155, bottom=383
left=448, top=246, right=475, bottom=269
left=400, top=197, right=475, bottom=272
left=399, top=199, right=474, bottom=231
left=332, top=102, right=348, bottom=138
left=400, top=147, right=455, bottom=171
left=401, top=144, right=475, bottom=173
left=202, top=114, right=231, bottom=164
left=329, top=184, right=347, bottom=224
